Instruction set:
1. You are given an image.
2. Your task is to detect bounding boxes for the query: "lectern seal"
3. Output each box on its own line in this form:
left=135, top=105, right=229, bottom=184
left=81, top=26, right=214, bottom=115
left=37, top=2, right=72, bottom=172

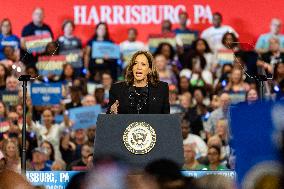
left=123, top=122, right=156, bottom=155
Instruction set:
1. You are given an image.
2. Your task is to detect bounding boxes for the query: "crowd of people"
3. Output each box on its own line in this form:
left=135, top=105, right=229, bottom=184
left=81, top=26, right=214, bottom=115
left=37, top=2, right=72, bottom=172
left=0, top=6, right=283, bottom=176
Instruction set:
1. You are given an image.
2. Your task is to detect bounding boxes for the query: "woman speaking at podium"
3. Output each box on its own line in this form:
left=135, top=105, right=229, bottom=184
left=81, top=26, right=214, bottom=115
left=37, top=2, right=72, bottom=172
left=107, top=50, right=170, bottom=114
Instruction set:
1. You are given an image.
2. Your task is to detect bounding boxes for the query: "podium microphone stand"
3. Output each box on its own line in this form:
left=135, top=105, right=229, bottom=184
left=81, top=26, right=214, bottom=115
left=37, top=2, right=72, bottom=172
left=18, top=75, right=31, bottom=175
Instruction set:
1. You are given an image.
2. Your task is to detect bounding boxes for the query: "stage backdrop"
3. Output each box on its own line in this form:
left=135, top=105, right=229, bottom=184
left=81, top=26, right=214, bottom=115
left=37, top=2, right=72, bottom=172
left=1, top=0, right=283, bottom=46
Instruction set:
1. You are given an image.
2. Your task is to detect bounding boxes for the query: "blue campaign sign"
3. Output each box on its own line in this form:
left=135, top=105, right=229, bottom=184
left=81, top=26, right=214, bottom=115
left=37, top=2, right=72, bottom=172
left=26, top=171, right=79, bottom=188
left=230, top=101, right=282, bottom=188
left=69, top=105, right=102, bottom=130
left=31, top=83, right=62, bottom=106
left=26, top=171, right=236, bottom=188
left=91, top=41, right=120, bottom=59
left=181, top=170, right=236, bottom=179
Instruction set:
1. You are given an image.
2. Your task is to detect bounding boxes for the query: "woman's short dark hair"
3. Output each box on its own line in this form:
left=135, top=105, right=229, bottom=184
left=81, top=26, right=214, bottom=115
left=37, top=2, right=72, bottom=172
left=125, top=50, right=159, bottom=86
left=209, top=145, right=221, bottom=156
left=62, top=20, right=75, bottom=31
left=154, top=42, right=175, bottom=60
left=192, top=38, right=212, bottom=53
left=221, top=32, right=238, bottom=48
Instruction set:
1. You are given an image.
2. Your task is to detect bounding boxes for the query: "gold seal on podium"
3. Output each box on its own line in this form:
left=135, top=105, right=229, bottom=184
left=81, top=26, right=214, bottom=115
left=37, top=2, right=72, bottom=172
left=123, top=122, right=156, bottom=155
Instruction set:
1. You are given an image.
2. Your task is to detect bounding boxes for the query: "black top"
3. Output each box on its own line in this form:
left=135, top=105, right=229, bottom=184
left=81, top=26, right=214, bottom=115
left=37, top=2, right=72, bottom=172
left=129, top=86, right=149, bottom=114
left=21, top=22, right=53, bottom=38
left=107, top=81, right=170, bottom=114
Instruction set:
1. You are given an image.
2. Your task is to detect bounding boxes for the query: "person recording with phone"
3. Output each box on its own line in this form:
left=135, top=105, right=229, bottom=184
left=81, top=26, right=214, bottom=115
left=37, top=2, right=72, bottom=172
left=107, top=50, right=170, bottom=114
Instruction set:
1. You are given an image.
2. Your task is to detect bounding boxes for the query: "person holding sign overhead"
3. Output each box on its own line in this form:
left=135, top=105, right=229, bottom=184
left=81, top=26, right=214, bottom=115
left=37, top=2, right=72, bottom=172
left=84, top=22, right=118, bottom=82
left=107, top=50, right=169, bottom=114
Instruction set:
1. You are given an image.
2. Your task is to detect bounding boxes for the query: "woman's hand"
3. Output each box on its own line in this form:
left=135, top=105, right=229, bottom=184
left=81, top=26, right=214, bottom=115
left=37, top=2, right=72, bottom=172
left=110, top=100, right=119, bottom=114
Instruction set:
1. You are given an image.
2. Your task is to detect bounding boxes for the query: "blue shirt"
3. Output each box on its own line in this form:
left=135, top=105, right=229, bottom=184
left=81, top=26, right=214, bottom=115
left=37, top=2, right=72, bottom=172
left=0, top=34, right=20, bottom=60
left=255, top=33, right=284, bottom=50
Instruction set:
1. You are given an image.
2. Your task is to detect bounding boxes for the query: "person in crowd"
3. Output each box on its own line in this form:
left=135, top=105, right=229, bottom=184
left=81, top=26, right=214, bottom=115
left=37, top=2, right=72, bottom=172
left=0, top=101, right=7, bottom=122
left=57, top=20, right=83, bottom=76
left=21, top=7, right=53, bottom=66
left=40, top=140, right=55, bottom=169
left=178, top=76, right=190, bottom=94
left=0, top=150, right=6, bottom=171
left=201, top=12, right=238, bottom=51
left=224, top=67, right=250, bottom=96
left=174, top=11, right=199, bottom=51
left=204, top=145, right=227, bottom=170
left=107, top=50, right=170, bottom=114
left=215, top=119, right=230, bottom=146
left=86, top=126, right=96, bottom=147
left=0, top=169, right=34, bottom=189
left=1, top=139, right=21, bottom=172
left=245, top=88, right=259, bottom=104
left=120, top=28, right=145, bottom=69
left=181, top=118, right=208, bottom=158
left=81, top=94, right=97, bottom=107
left=193, top=175, right=234, bottom=189
left=21, top=7, right=53, bottom=39
left=209, top=94, right=221, bottom=111
left=154, top=42, right=181, bottom=73
left=0, top=64, right=9, bottom=90
left=28, top=108, right=70, bottom=160
left=183, top=144, right=206, bottom=170
left=161, top=19, right=172, bottom=34
left=84, top=22, right=118, bottom=81
left=60, top=63, right=76, bottom=98
left=101, top=72, right=112, bottom=103
left=57, top=20, right=82, bottom=52
left=258, top=37, right=284, bottom=75
left=71, top=128, right=88, bottom=161
left=179, top=92, right=192, bottom=112
left=65, top=86, right=82, bottom=109
left=5, top=75, right=19, bottom=91
left=256, top=18, right=284, bottom=54
left=94, top=87, right=106, bottom=109
left=154, top=54, right=177, bottom=85
left=206, top=92, right=231, bottom=135
left=186, top=88, right=209, bottom=136
left=60, top=131, right=76, bottom=166
left=0, top=18, right=20, bottom=61
left=214, top=63, right=233, bottom=93
left=181, top=38, right=216, bottom=74
left=67, top=143, right=93, bottom=171
left=51, top=159, right=66, bottom=171
left=207, top=135, right=230, bottom=167
left=169, top=84, right=184, bottom=114
left=28, top=147, right=51, bottom=171
left=220, top=32, right=240, bottom=51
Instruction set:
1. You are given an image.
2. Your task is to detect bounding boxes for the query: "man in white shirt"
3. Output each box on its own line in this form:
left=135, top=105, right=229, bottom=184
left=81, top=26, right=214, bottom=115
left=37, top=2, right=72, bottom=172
left=119, top=28, right=145, bottom=68
left=181, top=118, right=208, bottom=158
left=255, top=18, right=284, bottom=54
left=201, top=12, right=238, bottom=51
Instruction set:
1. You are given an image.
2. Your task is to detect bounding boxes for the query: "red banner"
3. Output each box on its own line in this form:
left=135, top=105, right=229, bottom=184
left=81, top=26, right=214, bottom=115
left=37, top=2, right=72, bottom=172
left=1, top=0, right=283, bottom=46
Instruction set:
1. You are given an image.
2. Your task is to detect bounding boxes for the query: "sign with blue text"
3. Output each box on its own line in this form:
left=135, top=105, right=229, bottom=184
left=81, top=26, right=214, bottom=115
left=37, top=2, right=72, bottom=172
left=69, top=105, right=102, bottom=130
left=31, top=83, right=62, bottom=106
left=91, top=41, right=120, bottom=59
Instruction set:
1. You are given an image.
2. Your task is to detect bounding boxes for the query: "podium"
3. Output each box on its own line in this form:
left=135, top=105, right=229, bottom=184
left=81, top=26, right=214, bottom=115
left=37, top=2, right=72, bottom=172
left=94, top=114, right=184, bottom=168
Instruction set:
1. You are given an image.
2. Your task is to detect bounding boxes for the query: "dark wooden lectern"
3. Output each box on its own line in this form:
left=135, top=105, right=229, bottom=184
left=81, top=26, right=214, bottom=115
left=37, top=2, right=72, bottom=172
left=94, top=114, right=184, bottom=168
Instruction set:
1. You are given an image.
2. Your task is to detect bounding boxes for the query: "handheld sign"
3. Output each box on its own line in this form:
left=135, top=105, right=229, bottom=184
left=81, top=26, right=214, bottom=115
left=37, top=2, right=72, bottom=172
left=91, top=41, right=120, bottom=59
left=36, top=55, right=66, bottom=76
left=30, top=83, right=62, bottom=106
left=176, top=33, right=197, bottom=46
left=148, top=33, right=176, bottom=53
left=216, top=49, right=235, bottom=65
left=0, top=90, right=18, bottom=106
left=23, top=34, right=52, bottom=53
left=60, top=49, right=83, bottom=68
left=69, top=105, right=102, bottom=130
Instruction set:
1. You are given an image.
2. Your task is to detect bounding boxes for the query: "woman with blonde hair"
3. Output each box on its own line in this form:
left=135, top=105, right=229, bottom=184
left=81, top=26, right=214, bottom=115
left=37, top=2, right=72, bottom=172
left=107, top=50, right=169, bottom=114
left=1, top=139, right=21, bottom=172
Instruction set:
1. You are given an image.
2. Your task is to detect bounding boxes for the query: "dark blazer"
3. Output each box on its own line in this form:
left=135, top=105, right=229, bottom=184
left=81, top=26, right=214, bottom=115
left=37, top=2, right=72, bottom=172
left=107, top=81, right=170, bottom=114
